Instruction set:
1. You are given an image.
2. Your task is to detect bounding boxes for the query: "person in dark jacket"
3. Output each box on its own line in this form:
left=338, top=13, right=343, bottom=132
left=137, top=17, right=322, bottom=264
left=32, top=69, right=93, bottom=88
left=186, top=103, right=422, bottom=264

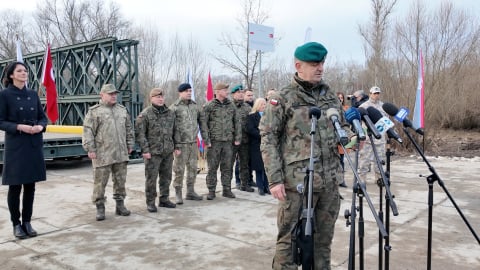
left=246, top=98, right=270, bottom=195
left=0, top=61, right=48, bottom=239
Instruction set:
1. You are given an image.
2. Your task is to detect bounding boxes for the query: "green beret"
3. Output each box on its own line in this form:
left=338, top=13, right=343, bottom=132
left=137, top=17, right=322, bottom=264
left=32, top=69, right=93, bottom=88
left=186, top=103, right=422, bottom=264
left=294, top=42, right=328, bottom=62
left=231, top=84, right=244, bottom=94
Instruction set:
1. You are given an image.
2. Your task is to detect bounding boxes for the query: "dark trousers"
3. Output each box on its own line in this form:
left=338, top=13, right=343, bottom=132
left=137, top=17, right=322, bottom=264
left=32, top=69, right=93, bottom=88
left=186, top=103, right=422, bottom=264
left=7, top=183, right=36, bottom=226
left=255, top=169, right=269, bottom=192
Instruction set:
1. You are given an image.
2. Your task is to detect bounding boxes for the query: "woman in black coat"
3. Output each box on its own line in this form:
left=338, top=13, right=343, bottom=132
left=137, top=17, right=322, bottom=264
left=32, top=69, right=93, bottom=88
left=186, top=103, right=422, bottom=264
left=246, top=98, right=269, bottom=195
left=0, top=61, right=48, bottom=239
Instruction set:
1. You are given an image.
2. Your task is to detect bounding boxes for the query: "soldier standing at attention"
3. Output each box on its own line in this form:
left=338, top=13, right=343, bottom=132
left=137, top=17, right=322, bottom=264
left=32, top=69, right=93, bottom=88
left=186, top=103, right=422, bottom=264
left=83, top=84, right=134, bottom=221
left=170, top=83, right=209, bottom=204
left=230, top=84, right=254, bottom=192
left=135, top=88, right=177, bottom=212
left=260, top=42, right=348, bottom=269
left=202, top=82, right=241, bottom=200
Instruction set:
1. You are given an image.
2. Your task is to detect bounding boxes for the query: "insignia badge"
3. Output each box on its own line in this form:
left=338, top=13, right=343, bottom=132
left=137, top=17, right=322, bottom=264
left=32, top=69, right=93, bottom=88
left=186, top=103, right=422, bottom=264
left=270, top=99, right=278, bottom=106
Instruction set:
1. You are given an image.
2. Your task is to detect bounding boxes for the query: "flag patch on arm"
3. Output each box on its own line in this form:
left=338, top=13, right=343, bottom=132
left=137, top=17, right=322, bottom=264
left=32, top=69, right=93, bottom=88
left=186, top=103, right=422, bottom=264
left=270, top=99, right=278, bottom=106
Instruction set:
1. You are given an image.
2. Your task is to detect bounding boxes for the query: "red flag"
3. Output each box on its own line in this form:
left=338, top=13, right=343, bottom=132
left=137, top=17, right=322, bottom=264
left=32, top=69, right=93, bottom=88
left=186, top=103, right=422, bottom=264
left=41, top=44, right=58, bottom=123
left=206, top=72, right=214, bottom=101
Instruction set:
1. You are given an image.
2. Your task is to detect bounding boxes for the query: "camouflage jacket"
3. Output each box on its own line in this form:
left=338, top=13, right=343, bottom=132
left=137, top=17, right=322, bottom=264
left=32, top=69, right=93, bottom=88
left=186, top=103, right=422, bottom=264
left=82, top=100, right=134, bottom=168
left=259, top=75, right=352, bottom=190
left=202, top=98, right=241, bottom=143
left=169, top=98, right=209, bottom=148
left=135, top=105, right=175, bottom=155
left=233, top=99, right=251, bottom=144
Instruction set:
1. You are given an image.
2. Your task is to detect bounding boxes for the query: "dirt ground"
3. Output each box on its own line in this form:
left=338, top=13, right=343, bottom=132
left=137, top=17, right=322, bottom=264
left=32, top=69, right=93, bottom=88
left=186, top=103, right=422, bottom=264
left=396, top=128, right=480, bottom=158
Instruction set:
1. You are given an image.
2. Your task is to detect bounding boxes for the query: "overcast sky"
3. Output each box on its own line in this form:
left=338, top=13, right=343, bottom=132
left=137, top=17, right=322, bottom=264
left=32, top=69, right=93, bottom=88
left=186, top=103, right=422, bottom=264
left=3, top=0, right=480, bottom=75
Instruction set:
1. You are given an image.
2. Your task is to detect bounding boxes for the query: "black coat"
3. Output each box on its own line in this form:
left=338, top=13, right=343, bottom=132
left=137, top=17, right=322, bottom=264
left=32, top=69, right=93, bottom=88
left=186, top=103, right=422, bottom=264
left=0, top=84, right=48, bottom=185
left=246, top=112, right=264, bottom=171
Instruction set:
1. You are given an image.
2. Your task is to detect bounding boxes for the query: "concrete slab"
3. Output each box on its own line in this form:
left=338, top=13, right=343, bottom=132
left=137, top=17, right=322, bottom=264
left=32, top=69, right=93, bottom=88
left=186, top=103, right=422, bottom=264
left=0, top=155, right=479, bottom=270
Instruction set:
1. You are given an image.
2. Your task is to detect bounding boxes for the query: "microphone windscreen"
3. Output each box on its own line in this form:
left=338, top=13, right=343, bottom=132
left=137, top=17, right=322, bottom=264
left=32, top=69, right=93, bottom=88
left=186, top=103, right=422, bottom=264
left=326, top=108, right=340, bottom=119
left=309, top=107, right=322, bottom=118
left=345, top=107, right=361, bottom=124
left=358, top=107, right=368, bottom=116
left=366, top=107, right=384, bottom=123
left=382, top=102, right=399, bottom=117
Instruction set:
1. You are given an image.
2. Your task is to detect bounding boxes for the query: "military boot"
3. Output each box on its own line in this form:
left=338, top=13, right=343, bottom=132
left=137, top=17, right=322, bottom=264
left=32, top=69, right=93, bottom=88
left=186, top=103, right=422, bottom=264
left=175, top=187, right=184, bottom=205
left=222, top=188, right=236, bottom=198
left=146, top=200, right=157, bottom=213
left=96, top=203, right=105, bottom=221
left=240, top=184, right=254, bottom=192
left=159, top=198, right=176, bottom=208
left=206, top=190, right=216, bottom=200
left=115, top=200, right=131, bottom=216
left=186, top=185, right=203, bottom=201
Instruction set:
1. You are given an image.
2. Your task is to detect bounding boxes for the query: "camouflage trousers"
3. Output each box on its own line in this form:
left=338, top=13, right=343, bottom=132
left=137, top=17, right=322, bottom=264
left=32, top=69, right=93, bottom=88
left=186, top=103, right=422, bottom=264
left=357, top=142, right=386, bottom=183
left=91, top=162, right=128, bottom=204
left=206, top=141, right=233, bottom=191
left=231, top=143, right=250, bottom=187
left=144, top=153, right=173, bottom=202
left=273, top=182, right=340, bottom=270
left=173, top=143, right=198, bottom=188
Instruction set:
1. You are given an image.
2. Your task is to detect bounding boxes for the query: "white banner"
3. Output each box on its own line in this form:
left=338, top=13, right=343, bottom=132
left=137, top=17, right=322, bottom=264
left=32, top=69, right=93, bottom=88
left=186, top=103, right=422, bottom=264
left=248, top=23, right=274, bottom=52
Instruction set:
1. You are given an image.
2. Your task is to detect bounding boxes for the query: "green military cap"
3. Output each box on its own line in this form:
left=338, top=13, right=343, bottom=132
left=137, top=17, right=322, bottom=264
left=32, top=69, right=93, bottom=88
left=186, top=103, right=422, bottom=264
left=294, top=42, right=328, bottom=62
left=231, top=84, right=244, bottom=94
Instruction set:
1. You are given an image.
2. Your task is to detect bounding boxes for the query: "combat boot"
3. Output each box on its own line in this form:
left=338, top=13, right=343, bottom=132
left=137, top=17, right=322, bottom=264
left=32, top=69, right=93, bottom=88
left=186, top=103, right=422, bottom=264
left=240, top=185, right=254, bottom=192
left=206, top=190, right=216, bottom=200
left=146, top=200, right=157, bottom=213
left=222, top=188, right=236, bottom=198
left=159, top=198, right=176, bottom=208
left=115, top=200, right=131, bottom=216
left=186, top=185, right=203, bottom=201
left=96, top=203, right=105, bottom=221
left=175, top=187, right=184, bottom=205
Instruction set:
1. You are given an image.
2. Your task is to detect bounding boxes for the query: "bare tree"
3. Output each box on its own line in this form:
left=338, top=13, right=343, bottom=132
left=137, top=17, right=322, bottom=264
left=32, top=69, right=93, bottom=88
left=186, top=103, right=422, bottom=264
left=214, top=0, right=271, bottom=95
left=0, top=10, right=37, bottom=59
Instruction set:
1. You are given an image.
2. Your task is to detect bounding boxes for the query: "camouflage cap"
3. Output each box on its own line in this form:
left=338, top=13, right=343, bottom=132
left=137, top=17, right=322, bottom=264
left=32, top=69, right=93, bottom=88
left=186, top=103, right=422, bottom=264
left=294, top=42, right=328, bottom=62
left=100, top=84, right=119, bottom=94
left=231, top=84, right=244, bottom=93
left=213, top=82, right=229, bottom=90
left=369, top=86, right=381, bottom=94
left=150, top=88, right=164, bottom=97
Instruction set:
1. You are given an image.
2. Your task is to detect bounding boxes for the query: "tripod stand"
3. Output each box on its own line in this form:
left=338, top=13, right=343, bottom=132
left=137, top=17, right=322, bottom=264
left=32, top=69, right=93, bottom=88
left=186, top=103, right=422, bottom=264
left=402, top=127, right=480, bottom=270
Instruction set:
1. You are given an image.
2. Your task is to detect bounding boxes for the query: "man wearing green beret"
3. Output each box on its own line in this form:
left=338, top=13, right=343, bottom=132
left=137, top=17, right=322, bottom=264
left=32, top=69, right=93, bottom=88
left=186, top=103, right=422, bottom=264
left=260, top=42, right=350, bottom=269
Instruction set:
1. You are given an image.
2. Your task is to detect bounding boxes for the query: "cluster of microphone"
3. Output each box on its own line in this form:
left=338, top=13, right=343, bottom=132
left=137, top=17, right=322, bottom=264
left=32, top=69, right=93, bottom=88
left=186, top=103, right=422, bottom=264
left=310, top=102, right=424, bottom=146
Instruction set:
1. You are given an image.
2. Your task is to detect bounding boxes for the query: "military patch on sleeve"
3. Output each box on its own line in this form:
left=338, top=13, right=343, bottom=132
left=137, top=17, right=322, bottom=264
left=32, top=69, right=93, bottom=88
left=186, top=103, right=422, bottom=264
left=270, top=99, right=278, bottom=106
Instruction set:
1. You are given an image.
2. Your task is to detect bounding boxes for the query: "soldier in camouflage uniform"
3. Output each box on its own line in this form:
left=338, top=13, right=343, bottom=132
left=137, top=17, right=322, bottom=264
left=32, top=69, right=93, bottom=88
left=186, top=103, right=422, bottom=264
left=135, top=88, right=177, bottom=212
left=230, top=84, right=254, bottom=192
left=170, top=83, right=209, bottom=204
left=202, top=82, right=241, bottom=200
left=260, top=42, right=351, bottom=269
left=358, top=86, right=387, bottom=184
left=82, top=84, right=135, bottom=221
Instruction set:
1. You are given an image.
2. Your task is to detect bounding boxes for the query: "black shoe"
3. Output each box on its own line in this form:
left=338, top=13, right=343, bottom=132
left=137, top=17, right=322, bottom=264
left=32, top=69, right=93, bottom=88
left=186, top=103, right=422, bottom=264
left=22, top=222, right=37, bottom=237
left=248, top=181, right=257, bottom=187
left=207, top=191, right=216, bottom=200
left=222, top=190, right=236, bottom=198
left=258, top=189, right=265, bottom=196
left=265, top=189, right=271, bottom=195
left=13, top=224, right=28, bottom=239
left=159, top=200, right=176, bottom=208
left=240, top=185, right=254, bottom=192
left=147, top=204, right=158, bottom=212
left=339, top=182, right=347, bottom=188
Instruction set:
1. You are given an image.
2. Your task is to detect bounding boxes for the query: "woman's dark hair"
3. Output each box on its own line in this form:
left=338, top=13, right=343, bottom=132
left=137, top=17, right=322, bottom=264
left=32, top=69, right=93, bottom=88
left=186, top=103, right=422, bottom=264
left=2, top=61, right=27, bottom=87
left=336, top=91, right=345, bottom=105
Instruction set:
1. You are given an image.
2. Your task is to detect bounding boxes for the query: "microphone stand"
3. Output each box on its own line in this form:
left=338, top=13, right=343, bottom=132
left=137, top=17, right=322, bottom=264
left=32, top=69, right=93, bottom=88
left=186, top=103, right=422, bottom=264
left=381, top=138, right=394, bottom=270
left=345, top=134, right=360, bottom=270
left=402, top=127, right=480, bottom=270
left=366, top=133, right=399, bottom=270
left=342, top=140, right=388, bottom=270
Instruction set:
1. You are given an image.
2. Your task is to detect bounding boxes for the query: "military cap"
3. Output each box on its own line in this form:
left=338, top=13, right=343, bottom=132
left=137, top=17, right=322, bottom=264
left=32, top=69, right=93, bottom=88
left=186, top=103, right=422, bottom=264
left=231, top=84, right=244, bottom=94
left=150, top=88, right=164, bottom=97
left=369, top=86, right=381, bottom=94
left=213, top=82, right=229, bottom=90
left=100, top=84, right=119, bottom=94
left=178, top=83, right=192, bottom=92
left=294, top=42, right=328, bottom=62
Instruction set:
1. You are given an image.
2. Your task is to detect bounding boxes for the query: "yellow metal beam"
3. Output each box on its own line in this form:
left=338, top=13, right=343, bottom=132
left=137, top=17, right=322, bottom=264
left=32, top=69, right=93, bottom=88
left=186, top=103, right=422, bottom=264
left=46, top=125, right=83, bottom=134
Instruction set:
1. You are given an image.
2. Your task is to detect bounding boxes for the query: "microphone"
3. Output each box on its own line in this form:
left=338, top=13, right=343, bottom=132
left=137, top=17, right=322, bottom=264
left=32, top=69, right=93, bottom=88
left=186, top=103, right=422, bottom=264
left=366, top=107, right=403, bottom=144
left=382, top=102, right=424, bottom=135
left=326, top=108, right=349, bottom=146
left=357, top=107, right=382, bottom=139
left=309, top=106, right=322, bottom=119
left=345, top=107, right=366, bottom=141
